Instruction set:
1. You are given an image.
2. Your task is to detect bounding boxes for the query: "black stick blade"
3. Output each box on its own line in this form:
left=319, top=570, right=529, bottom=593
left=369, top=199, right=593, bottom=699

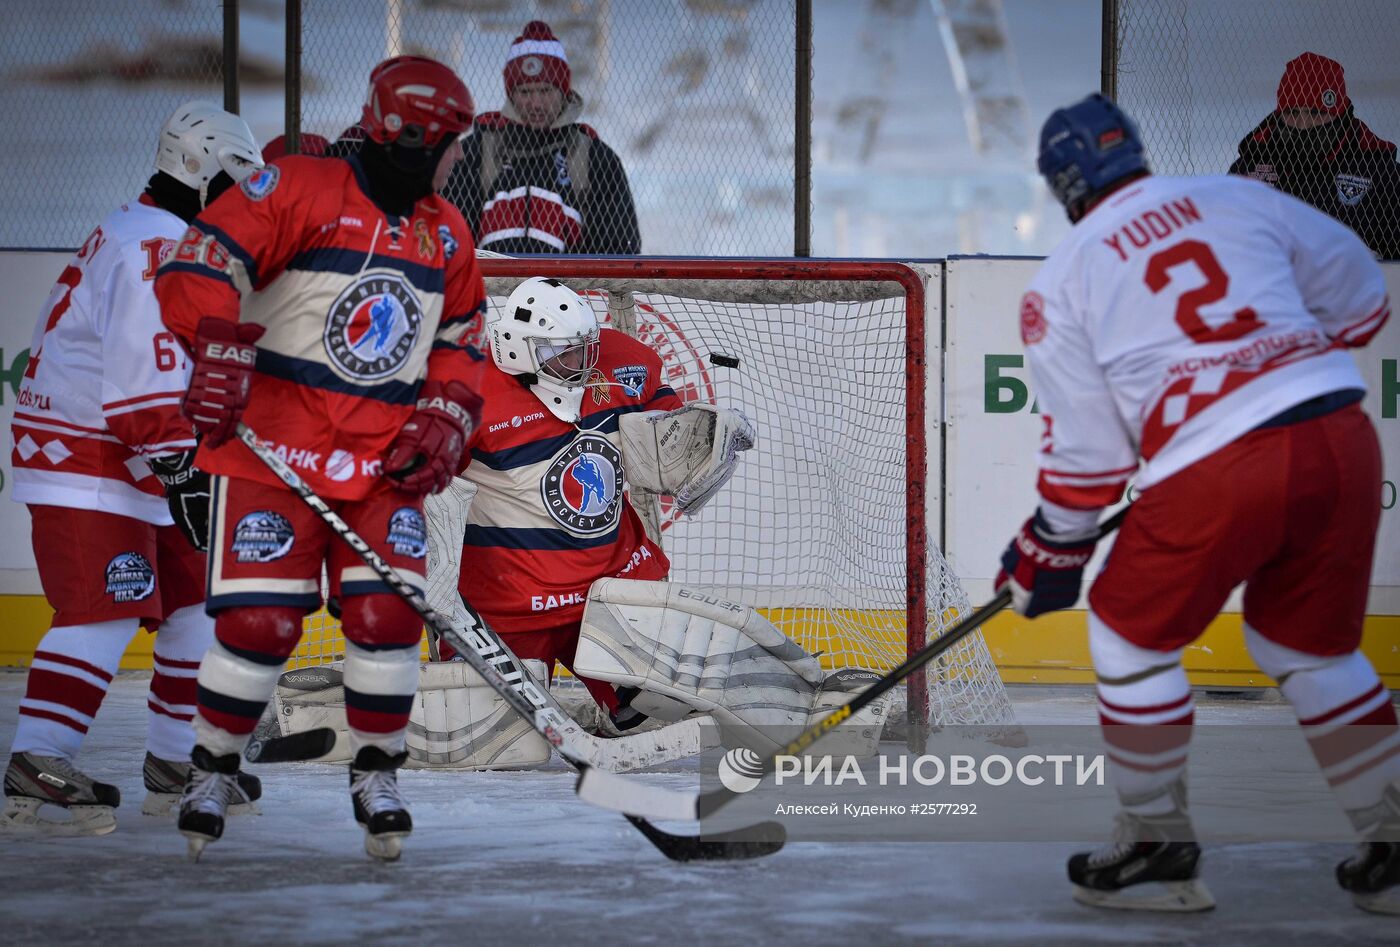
left=244, top=727, right=337, bottom=764
left=625, top=815, right=786, bottom=862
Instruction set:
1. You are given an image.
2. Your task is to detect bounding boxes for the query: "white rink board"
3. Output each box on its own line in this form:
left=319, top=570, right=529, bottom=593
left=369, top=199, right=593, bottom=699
left=943, top=256, right=1400, bottom=613
left=0, top=251, right=66, bottom=592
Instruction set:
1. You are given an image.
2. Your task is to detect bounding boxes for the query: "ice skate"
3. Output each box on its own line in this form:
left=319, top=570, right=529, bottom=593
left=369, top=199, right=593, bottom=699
left=142, top=751, right=262, bottom=817
left=177, top=745, right=256, bottom=860
left=350, top=746, right=412, bottom=861
left=1338, top=842, right=1400, bottom=915
left=0, top=752, right=121, bottom=837
left=1068, top=809, right=1215, bottom=913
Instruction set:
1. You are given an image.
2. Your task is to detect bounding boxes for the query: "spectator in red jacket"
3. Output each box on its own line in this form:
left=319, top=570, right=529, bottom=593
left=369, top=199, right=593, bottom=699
left=1230, top=52, right=1400, bottom=258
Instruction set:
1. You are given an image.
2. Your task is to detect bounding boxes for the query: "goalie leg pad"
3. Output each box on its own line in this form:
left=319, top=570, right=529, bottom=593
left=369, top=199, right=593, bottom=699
left=406, top=659, right=553, bottom=770
left=575, top=579, right=824, bottom=754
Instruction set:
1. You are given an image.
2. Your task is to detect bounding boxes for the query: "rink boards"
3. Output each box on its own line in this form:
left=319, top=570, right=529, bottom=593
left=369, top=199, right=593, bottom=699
left=0, top=251, right=1395, bottom=686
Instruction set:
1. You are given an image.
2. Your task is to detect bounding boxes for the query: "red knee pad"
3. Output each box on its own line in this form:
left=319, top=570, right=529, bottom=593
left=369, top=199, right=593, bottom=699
left=341, top=593, right=424, bottom=648
left=214, top=606, right=306, bottom=661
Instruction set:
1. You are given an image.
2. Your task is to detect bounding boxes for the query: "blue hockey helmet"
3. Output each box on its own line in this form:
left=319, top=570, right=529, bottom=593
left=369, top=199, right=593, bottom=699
left=1037, top=94, right=1148, bottom=220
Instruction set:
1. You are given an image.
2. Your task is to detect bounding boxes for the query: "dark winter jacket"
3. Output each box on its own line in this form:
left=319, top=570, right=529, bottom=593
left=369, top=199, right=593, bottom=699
left=1229, top=110, right=1400, bottom=259
left=443, top=92, right=640, bottom=256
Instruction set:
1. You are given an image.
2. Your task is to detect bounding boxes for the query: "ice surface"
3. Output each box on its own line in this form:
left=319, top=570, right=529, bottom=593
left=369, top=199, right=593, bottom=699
left=0, top=671, right=1394, bottom=945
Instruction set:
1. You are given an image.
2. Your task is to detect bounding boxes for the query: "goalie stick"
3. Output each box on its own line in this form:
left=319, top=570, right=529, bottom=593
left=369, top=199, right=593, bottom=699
left=576, top=506, right=1131, bottom=847
left=235, top=423, right=780, bottom=862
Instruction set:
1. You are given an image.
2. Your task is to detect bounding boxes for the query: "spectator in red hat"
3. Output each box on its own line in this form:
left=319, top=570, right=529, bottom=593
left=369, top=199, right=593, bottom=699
left=1230, top=52, right=1400, bottom=258
left=443, top=20, right=640, bottom=255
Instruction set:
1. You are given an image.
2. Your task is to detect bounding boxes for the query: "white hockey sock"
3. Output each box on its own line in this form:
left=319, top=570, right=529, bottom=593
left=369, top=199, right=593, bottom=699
left=146, top=604, right=215, bottom=761
left=1089, top=612, right=1194, bottom=816
left=12, top=619, right=139, bottom=759
left=1246, top=626, right=1400, bottom=831
left=343, top=640, right=419, bottom=757
left=194, top=641, right=284, bottom=758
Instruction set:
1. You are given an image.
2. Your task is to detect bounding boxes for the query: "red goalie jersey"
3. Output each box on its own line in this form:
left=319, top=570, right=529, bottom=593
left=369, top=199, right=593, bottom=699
left=458, top=328, right=682, bottom=633
left=154, top=156, right=488, bottom=500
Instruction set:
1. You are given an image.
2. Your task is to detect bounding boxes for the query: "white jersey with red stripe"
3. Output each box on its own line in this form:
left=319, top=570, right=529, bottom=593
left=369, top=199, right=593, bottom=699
left=1021, top=174, right=1389, bottom=510
left=10, top=195, right=193, bottom=524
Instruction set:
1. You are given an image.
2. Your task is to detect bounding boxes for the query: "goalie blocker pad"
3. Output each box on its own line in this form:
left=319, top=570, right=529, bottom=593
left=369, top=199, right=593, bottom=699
left=617, top=403, right=755, bottom=515
left=272, top=659, right=553, bottom=770
left=574, top=578, right=889, bottom=756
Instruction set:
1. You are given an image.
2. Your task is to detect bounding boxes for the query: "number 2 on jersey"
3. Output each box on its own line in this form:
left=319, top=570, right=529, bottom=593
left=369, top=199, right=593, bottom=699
left=1143, top=239, right=1261, bottom=344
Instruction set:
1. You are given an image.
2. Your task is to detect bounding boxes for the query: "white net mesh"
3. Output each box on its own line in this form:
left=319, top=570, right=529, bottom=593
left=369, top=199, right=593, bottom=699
left=292, top=260, right=1017, bottom=733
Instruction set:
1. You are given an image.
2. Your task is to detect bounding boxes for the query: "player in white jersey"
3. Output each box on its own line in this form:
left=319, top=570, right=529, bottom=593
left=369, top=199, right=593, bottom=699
left=995, top=94, right=1397, bottom=914
left=1, top=102, right=264, bottom=836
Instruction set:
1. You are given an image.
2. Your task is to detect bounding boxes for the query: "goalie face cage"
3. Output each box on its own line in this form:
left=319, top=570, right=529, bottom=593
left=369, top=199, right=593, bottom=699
left=293, top=258, right=1017, bottom=742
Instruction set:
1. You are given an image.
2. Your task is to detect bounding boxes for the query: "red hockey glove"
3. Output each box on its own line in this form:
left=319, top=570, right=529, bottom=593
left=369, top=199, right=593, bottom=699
left=384, top=380, right=482, bottom=495
left=182, top=317, right=265, bottom=448
left=995, top=510, right=1099, bottom=618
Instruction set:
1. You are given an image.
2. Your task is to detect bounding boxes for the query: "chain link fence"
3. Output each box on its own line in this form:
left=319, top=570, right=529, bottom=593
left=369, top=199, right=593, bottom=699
left=298, top=0, right=796, bottom=256
left=2, top=0, right=229, bottom=249
left=1115, top=0, right=1400, bottom=258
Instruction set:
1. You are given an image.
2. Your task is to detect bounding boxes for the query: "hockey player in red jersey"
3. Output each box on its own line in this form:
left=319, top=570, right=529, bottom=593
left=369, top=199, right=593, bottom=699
left=155, top=57, right=486, bottom=860
left=436, top=277, right=752, bottom=731
left=997, top=94, right=1397, bottom=914
left=1, top=102, right=265, bottom=837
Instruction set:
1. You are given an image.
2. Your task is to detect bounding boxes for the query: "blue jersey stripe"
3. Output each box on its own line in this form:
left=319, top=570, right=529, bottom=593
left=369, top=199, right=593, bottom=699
left=464, top=523, right=621, bottom=551
left=159, top=259, right=235, bottom=286
left=256, top=349, right=421, bottom=405
left=286, top=246, right=446, bottom=295
left=194, top=219, right=260, bottom=286
left=469, top=403, right=656, bottom=470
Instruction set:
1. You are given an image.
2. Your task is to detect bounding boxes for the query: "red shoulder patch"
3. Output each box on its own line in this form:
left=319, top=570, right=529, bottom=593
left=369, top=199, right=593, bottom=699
left=476, top=112, right=510, bottom=130
left=1020, top=291, right=1048, bottom=345
left=574, top=123, right=600, bottom=140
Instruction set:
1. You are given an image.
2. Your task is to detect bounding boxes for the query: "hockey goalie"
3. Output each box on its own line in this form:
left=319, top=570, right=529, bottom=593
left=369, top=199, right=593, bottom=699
left=275, top=276, right=886, bottom=767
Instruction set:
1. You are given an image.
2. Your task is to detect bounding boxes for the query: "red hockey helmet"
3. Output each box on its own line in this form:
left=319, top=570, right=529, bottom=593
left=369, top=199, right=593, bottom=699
left=361, top=56, right=474, bottom=149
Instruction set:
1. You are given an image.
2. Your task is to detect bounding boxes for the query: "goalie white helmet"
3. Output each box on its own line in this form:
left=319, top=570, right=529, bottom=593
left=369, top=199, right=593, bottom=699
left=490, top=277, right=600, bottom=423
left=155, top=100, right=263, bottom=207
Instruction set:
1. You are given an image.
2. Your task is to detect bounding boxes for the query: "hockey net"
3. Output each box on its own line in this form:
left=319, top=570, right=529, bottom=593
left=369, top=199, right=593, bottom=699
left=293, top=258, right=1018, bottom=738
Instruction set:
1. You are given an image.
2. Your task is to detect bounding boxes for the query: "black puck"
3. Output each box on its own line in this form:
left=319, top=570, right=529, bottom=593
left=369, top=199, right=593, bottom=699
left=710, top=353, right=740, bottom=368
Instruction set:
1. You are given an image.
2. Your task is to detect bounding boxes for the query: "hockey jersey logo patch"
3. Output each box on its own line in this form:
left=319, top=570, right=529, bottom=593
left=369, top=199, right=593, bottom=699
left=232, top=511, right=295, bottom=562
left=387, top=507, right=428, bottom=559
left=240, top=166, right=280, bottom=202
left=105, top=552, right=155, bottom=603
left=1020, top=291, right=1048, bottom=345
left=324, top=273, right=424, bottom=381
left=541, top=435, right=624, bottom=536
left=612, top=364, right=648, bottom=397
left=1336, top=173, right=1372, bottom=207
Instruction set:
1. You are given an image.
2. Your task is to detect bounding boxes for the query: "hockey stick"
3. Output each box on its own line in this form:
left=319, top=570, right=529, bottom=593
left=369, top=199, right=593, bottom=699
left=244, top=727, right=337, bottom=764
left=577, top=506, right=1131, bottom=836
left=235, top=423, right=780, bottom=861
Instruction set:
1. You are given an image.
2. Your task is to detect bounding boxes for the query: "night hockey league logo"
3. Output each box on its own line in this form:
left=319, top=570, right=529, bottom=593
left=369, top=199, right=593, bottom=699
left=612, top=364, right=648, bottom=397
left=387, top=507, right=428, bottom=559
left=240, top=165, right=280, bottom=201
left=232, top=511, right=295, bottom=563
left=1336, top=173, right=1372, bottom=207
left=1020, top=290, right=1047, bottom=345
left=324, top=273, right=424, bottom=381
left=105, top=552, right=155, bottom=603
left=541, top=435, right=624, bottom=536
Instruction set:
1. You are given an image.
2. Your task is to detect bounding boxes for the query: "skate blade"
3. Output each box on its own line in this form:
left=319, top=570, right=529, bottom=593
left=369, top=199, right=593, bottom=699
left=143, top=792, right=261, bottom=818
left=364, top=830, right=410, bottom=862
left=0, top=796, right=117, bottom=837
left=181, top=830, right=214, bottom=862
left=1072, top=878, right=1216, bottom=913
left=1353, top=890, right=1400, bottom=915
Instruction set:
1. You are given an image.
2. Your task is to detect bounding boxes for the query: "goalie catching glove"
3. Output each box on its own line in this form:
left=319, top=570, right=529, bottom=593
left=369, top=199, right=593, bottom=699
left=996, top=509, right=1099, bottom=618
left=617, top=402, right=756, bottom=515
